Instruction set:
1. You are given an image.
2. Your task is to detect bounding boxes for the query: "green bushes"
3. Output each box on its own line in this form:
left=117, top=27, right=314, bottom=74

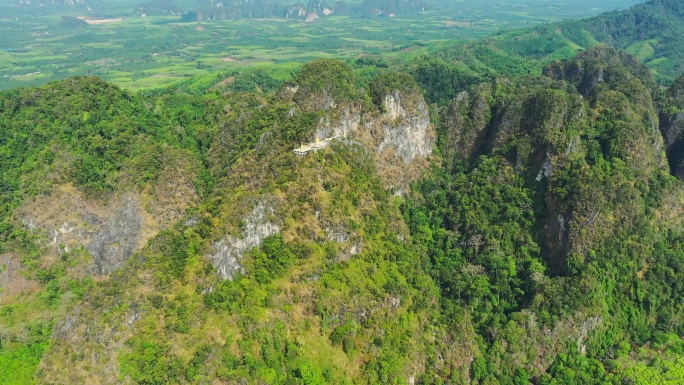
left=0, top=76, right=201, bottom=198
left=0, top=342, right=48, bottom=385
left=404, top=156, right=539, bottom=335
left=408, top=57, right=482, bottom=105
left=119, top=339, right=185, bottom=385
left=540, top=349, right=607, bottom=385
left=3, top=32, right=684, bottom=384
left=248, top=234, right=296, bottom=284
left=291, top=59, right=355, bottom=108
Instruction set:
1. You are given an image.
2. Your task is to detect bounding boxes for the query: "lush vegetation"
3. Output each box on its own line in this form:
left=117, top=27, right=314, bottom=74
left=2, top=1, right=684, bottom=384
left=401, top=0, right=684, bottom=105
left=401, top=45, right=684, bottom=383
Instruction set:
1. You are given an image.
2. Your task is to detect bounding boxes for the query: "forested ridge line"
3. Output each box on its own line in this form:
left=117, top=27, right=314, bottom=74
left=1, top=1, right=684, bottom=384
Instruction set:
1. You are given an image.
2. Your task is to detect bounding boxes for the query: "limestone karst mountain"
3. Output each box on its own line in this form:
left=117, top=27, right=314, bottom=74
left=2, top=1, right=684, bottom=384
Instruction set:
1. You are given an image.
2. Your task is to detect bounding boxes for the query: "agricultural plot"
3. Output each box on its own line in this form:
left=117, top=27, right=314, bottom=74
left=0, top=0, right=642, bottom=91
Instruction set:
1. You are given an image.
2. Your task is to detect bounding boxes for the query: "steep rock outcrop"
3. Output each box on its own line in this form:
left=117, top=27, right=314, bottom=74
left=660, top=75, right=684, bottom=179
left=313, top=89, right=433, bottom=165
left=442, top=86, right=493, bottom=167
left=544, top=49, right=664, bottom=267
left=17, top=187, right=144, bottom=275
left=19, top=191, right=143, bottom=275
left=287, top=63, right=434, bottom=193
left=208, top=200, right=281, bottom=280
left=16, top=163, right=199, bottom=275
left=315, top=109, right=361, bottom=140
left=377, top=90, right=432, bottom=163
left=439, top=47, right=666, bottom=273
left=86, top=196, right=142, bottom=274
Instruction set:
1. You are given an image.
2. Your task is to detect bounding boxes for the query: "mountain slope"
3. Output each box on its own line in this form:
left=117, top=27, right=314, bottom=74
left=0, top=61, right=444, bottom=384
left=2, top=3, right=684, bottom=383
left=405, top=45, right=684, bottom=383
left=403, top=0, right=684, bottom=106
left=0, top=50, right=681, bottom=385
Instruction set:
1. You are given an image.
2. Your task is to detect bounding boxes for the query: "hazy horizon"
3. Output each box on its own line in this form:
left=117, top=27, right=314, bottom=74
left=0, top=0, right=653, bottom=91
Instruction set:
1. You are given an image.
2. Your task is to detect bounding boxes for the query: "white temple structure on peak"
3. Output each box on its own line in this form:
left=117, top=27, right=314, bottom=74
left=293, top=135, right=337, bottom=156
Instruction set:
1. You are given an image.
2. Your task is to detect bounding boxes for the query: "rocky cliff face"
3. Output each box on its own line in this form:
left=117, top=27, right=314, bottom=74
left=377, top=90, right=432, bottom=163
left=86, top=196, right=142, bottom=275
left=17, top=186, right=144, bottom=275
left=312, top=89, right=433, bottom=165
left=208, top=200, right=281, bottom=280
left=441, top=85, right=492, bottom=167
left=660, top=75, right=684, bottom=179
left=16, top=150, right=199, bottom=276
left=297, top=69, right=434, bottom=193
left=315, top=109, right=361, bottom=141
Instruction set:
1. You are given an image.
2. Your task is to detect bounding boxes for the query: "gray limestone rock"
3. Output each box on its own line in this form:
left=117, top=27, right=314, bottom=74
left=87, top=196, right=142, bottom=275
left=378, top=91, right=433, bottom=163
left=208, top=201, right=281, bottom=280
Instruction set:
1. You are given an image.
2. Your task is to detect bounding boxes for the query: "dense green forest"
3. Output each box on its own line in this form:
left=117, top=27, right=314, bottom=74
left=1, top=1, right=684, bottom=384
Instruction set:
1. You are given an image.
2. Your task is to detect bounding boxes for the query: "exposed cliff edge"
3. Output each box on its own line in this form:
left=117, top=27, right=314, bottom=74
left=87, top=195, right=142, bottom=274
left=15, top=151, right=199, bottom=275
left=377, top=90, right=433, bottom=164
left=288, top=61, right=434, bottom=193
left=312, top=89, right=433, bottom=167
left=17, top=187, right=144, bottom=275
left=660, top=75, right=684, bottom=179
left=208, top=200, right=281, bottom=280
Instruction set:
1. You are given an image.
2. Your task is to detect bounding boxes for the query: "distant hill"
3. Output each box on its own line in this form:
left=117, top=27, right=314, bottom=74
left=182, top=0, right=428, bottom=22
left=413, top=0, right=684, bottom=98
left=582, top=0, right=684, bottom=82
left=57, top=15, right=89, bottom=28
left=13, top=0, right=103, bottom=13
left=134, top=1, right=184, bottom=17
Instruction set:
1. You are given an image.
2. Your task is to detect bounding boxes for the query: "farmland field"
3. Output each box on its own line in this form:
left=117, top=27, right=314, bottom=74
left=0, top=0, right=642, bottom=91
